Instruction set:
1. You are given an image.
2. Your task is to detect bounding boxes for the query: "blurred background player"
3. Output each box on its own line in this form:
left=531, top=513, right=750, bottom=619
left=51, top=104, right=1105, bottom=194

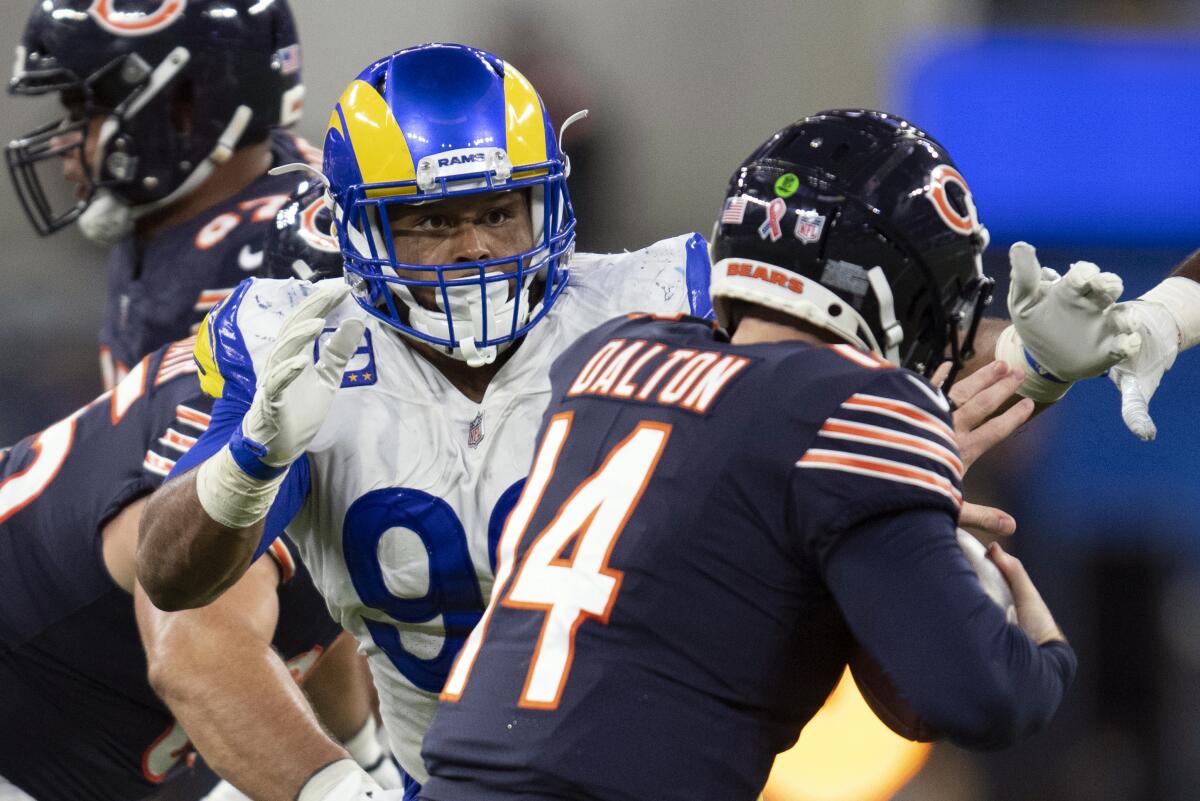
left=418, top=110, right=1076, bottom=800
left=6, top=0, right=317, bottom=389
left=136, top=41, right=715, bottom=799
left=0, top=339, right=396, bottom=801
left=3, top=8, right=401, bottom=801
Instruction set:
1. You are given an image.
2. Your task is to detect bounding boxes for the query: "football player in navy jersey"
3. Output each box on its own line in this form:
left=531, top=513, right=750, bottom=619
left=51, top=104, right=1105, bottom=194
left=4, top=8, right=399, bottom=801
left=0, top=337, right=400, bottom=801
left=6, top=0, right=320, bottom=388
left=418, top=111, right=1077, bottom=801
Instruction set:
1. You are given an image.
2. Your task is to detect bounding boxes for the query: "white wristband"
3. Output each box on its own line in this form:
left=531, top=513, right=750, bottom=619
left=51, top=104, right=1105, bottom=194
left=296, top=759, right=377, bottom=801
left=1140, top=276, right=1200, bottom=351
left=195, top=445, right=287, bottom=530
left=343, top=717, right=385, bottom=773
left=994, top=324, right=1072, bottom=404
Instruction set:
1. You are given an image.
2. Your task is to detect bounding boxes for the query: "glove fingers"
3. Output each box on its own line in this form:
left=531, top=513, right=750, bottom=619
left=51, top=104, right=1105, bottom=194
left=291, top=282, right=351, bottom=324
left=1115, top=371, right=1156, bottom=441
left=262, top=284, right=352, bottom=376
left=1007, top=242, right=1045, bottom=313
left=1063, top=261, right=1101, bottom=295
left=315, top=318, right=366, bottom=387
left=267, top=318, right=326, bottom=375
left=261, top=352, right=309, bottom=400
left=1086, top=271, right=1125, bottom=307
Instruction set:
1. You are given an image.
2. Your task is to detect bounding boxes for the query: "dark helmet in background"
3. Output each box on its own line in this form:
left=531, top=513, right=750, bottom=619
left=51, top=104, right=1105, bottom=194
left=264, top=179, right=344, bottom=283
left=709, top=109, right=992, bottom=384
left=6, top=0, right=303, bottom=240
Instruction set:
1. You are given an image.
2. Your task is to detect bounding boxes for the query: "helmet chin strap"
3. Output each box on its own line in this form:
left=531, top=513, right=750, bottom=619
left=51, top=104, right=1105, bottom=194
left=393, top=280, right=533, bottom=368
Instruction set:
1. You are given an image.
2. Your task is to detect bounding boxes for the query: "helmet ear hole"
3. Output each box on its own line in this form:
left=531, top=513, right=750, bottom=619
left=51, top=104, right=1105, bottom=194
left=828, top=303, right=842, bottom=317
left=169, top=79, right=194, bottom=142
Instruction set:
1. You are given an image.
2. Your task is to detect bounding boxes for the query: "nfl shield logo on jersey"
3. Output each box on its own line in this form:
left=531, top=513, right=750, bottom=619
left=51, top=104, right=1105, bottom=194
left=468, top=413, right=485, bottom=449
left=794, top=210, right=826, bottom=244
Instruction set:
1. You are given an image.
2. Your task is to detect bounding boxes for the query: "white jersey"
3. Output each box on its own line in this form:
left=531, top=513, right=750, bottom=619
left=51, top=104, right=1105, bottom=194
left=193, top=234, right=709, bottom=781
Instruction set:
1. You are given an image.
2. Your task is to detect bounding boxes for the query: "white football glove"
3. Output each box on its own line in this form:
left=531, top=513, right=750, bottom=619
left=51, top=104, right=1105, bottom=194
left=344, top=716, right=403, bottom=790
left=1107, top=275, right=1200, bottom=441
left=995, top=242, right=1141, bottom=403
left=1108, top=301, right=1178, bottom=441
left=239, top=284, right=365, bottom=468
left=297, top=759, right=405, bottom=801
left=196, top=283, right=365, bottom=529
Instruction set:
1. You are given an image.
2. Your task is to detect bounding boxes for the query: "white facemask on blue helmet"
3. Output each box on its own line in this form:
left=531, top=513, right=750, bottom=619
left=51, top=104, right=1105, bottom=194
left=321, top=43, right=576, bottom=367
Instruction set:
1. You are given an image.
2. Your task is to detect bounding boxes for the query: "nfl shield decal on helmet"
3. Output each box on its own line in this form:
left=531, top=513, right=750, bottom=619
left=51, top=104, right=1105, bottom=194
left=794, top=209, right=826, bottom=244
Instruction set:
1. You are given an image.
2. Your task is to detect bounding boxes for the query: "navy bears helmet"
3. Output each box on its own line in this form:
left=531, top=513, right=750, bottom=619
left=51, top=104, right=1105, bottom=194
left=264, top=179, right=344, bottom=282
left=6, top=0, right=303, bottom=239
left=708, top=109, right=993, bottom=385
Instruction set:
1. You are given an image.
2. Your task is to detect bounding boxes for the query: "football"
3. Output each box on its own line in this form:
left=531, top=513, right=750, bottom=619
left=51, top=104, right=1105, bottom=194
left=849, top=529, right=1018, bottom=741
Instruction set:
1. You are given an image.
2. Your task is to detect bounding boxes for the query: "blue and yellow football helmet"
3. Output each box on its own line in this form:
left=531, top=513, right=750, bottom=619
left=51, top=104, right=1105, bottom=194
left=322, top=43, right=576, bottom=367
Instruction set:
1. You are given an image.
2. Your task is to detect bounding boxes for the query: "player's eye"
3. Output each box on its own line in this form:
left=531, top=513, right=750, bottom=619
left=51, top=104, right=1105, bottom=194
left=481, top=207, right=514, bottom=226
left=414, top=214, right=452, bottom=231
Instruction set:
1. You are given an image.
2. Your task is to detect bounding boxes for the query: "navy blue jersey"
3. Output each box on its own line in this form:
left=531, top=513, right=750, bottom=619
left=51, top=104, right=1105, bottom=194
left=0, top=339, right=341, bottom=801
left=99, top=131, right=322, bottom=387
left=421, top=315, right=1075, bottom=801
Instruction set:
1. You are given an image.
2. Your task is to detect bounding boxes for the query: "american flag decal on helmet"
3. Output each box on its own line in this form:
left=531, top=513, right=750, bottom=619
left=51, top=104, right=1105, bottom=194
left=720, top=196, right=747, bottom=225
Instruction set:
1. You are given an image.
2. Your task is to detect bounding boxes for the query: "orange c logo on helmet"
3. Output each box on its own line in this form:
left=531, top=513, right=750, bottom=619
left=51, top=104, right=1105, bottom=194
left=299, top=196, right=339, bottom=254
left=88, top=0, right=187, bottom=37
left=926, top=164, right=980, bottom=236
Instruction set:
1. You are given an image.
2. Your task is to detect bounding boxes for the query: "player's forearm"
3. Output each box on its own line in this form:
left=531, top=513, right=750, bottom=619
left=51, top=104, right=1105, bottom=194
left=137, top=469, right=263, bottom=611
left=826, top=509, right=1076, bottom=748
left=141, top=601, right=347, bottom=801
left=1169, top=249, right=1200, bottom=283
left=960, top=317, right=1008, bottom=379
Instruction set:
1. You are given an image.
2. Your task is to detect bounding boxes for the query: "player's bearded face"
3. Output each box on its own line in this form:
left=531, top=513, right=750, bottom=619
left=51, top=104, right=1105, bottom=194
left=386, top=190, right=535, bottom=311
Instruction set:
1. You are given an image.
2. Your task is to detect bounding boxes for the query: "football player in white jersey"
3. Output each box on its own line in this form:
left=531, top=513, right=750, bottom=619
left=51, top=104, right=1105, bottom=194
left=136, top=44, right=1140, bottom=801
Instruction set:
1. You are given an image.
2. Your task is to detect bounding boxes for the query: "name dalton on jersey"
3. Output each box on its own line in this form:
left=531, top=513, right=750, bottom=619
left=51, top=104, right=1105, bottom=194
left=565, top=327, right=751, bottom=413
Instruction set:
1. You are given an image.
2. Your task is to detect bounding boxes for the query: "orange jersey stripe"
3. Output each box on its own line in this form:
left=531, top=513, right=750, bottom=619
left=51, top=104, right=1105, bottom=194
left=819, top=419, right=963, bottom=477
left=159, top=428, right=198, bottom=453
left=798, top=450, right=961, bottom=506
left=268, top=539, right=296, bottom=583
left=175, top=405, right=212, bottom=430
left=842, top=394, right=955, bottom=445
left=143, top=452, right=176, bottom=478
left=829, top=344, right=889, bottom=369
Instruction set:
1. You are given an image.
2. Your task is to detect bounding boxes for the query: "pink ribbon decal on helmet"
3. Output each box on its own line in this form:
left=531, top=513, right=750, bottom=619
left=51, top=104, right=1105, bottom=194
left=758, top=197, right=787, bottom=242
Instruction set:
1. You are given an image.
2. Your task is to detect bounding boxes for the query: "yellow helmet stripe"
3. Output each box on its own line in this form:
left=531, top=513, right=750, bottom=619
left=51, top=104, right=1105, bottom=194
left=329, top=79, right=417, bottom=187
left=503, top=63, right=548, bottom=168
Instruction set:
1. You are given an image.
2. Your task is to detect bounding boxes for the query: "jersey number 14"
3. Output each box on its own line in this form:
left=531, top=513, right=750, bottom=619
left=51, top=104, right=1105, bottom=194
left=443, top=413, right=671, bottom=708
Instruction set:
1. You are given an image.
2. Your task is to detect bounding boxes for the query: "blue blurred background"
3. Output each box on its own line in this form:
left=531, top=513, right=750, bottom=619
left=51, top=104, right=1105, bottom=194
left=891, top=20, right=1199, bottom=801
left=0, top=1, right=1196, bottom=799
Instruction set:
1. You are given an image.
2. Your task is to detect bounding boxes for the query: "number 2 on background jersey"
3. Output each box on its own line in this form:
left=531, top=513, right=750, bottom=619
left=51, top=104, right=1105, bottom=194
left=443, top=413, right=672, bottom=708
